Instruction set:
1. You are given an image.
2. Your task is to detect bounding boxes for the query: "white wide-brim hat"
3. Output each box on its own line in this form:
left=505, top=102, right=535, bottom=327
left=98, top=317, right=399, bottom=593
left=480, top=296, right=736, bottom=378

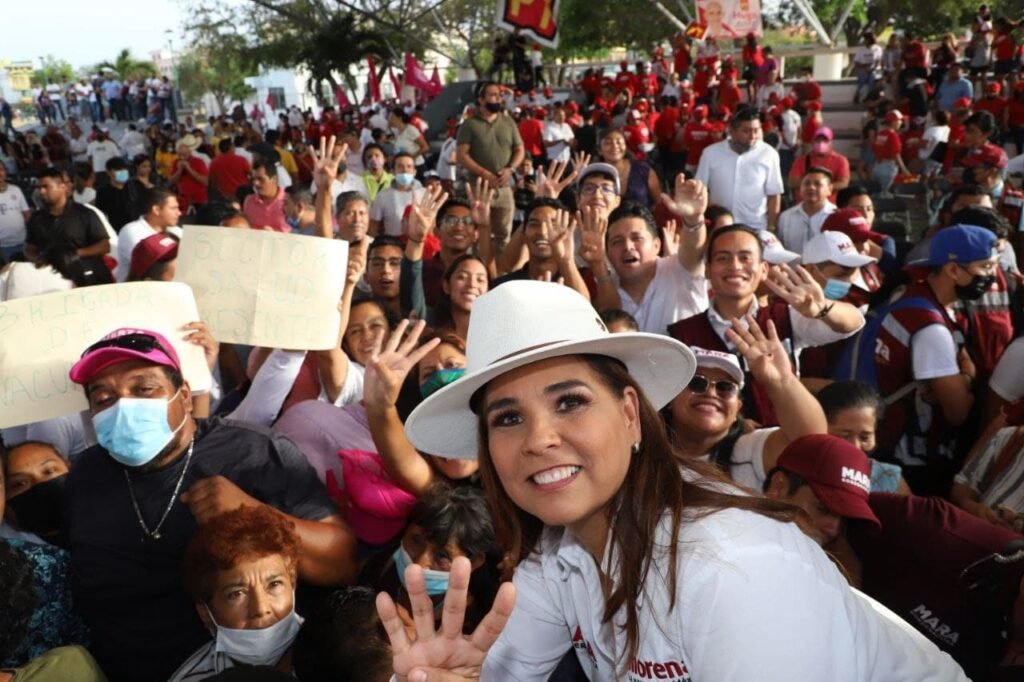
left=405, top=281, right=696, bottom=460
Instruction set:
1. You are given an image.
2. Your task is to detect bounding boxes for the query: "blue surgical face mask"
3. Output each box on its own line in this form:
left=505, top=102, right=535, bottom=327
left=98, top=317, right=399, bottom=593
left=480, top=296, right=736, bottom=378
left=394, top=544, right=450, bottom=597
left=419, top=367, right=466, bottom=399
left=92, top=390, right=186, bottom=467
left=206, top=601, right=302, bottom=667
left=113, top=169, right=130, bottom=183
left=395, top=172, right=415, bottom=187
left=823, top=278, right=852, bottom=300
left=285, top=216, right=300, bottom=230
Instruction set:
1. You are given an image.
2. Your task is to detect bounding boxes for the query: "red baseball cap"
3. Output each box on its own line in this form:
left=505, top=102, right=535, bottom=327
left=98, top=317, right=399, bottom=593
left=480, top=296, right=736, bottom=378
left=962, top=142, right=1008, bottom=170
left=954, top=97, right=973, bottom=110
left=777, top=434, right=882, bottom=531
left=884, top=109, right=904, bottom=124
left=70, top=328, right=182, bottom=385
left=130, top=233, right=179, bottom=279
left=780, top=96, right=794, bottom=109
left=693, top=104, right=709, bottom=119
left=822, top=208, right=885, bottom=244
left=987, top=82, right=1002, bottom=95
left=806, top=100, right=822, bottom=111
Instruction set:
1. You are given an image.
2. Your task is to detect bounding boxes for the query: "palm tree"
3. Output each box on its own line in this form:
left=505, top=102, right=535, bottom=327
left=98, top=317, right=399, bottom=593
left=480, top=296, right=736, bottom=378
left=96, top=48, right=157, bottom=79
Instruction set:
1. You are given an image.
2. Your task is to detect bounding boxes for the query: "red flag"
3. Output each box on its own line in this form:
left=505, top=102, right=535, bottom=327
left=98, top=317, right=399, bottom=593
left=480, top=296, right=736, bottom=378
left=388, top=66, right=401, bottom=98
left=404, top=52, right=432, bottom=91
left=367, top=56, right=381, bottom=103
left=428, top=65, right=443, bottom=96
left=333, top=85, right=350, bottom=110
left=266, top=91, right=276, bottom=110
left=496, top=0, right=560, bottom=48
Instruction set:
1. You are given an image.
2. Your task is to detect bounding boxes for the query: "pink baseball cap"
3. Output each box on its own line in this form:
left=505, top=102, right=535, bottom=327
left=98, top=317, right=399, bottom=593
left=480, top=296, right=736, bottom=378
left=70, top=328, right=182, bottom=385
left=339, top=449, right=417, bottom=545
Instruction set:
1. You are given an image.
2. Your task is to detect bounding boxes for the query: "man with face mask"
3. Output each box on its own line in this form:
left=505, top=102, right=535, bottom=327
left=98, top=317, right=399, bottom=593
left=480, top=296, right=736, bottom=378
left=873, top=225, right=998, bottom=497
left=695, top=106, right=784, bottom=231
left=65, top=328, right=358, bottom=682
left=456, top=81, right=525, bottom=258
left=787, top=127, right=851, bottom=201
left=369, top=152, right=424, bottom=237
left=95, top=157, right=141, bottom=232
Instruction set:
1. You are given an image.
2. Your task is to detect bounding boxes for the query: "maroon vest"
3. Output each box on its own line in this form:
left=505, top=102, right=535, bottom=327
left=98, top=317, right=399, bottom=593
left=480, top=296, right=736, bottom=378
left=668, top=299, right=794, bottom=426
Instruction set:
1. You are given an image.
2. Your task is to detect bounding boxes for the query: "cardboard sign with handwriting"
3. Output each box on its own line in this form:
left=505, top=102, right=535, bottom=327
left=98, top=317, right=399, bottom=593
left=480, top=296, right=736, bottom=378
left=0, top=282, right=212, bottom=428
left=174, top=226, right=347, bottom=349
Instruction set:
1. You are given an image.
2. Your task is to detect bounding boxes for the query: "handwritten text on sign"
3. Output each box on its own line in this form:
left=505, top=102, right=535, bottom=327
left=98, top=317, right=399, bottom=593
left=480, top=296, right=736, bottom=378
left=174, top=226, right=348, bottom=350
left=0, top=282, right=212, bottom=428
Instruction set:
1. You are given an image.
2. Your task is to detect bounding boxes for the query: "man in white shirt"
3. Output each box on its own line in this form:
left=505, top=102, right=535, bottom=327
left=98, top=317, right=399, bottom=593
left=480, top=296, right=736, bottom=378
left=86, top=129, right=120, bottom=175
left=115, top=187, right=182, bottom=282
left=778, top=97, right=802, bottom=179
left=119, top=124, right=149, bottom=159
left=310, top=164, right=369, bottom=204
left=582, top=170, right=710, bottom=335
left=369, top=152, right=423, bottom=237
left=696, top=107, right=784, bottom=231
left=778, top=166, right=837, bottom=254
left=0, top=165, right=30, bottom=260
left=543, top=105, right=574, bottom=163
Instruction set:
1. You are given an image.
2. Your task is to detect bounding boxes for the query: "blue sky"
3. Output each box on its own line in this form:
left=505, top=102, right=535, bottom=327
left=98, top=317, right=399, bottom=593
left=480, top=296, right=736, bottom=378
left=4, top=0, right=188, bottom=70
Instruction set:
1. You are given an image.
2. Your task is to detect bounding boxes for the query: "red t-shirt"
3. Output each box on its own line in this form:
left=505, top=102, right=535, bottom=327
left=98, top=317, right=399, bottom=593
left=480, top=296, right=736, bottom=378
left=209, top=152, right=251, bottom=200
left=871, top=128, right=901, bottom=161
left=742, top=45, right=764, bottom=67
left=974, top=97, right=1006, bottom=122
left=801, top=115, right=822, bottom=144
left=623, top=123, right=651, bottom=159
left=518, top=118, right=545, bottom=157
left=900, top=128, right=923, bottom=165
left=614, top=71, right=636, bottom=96
left=993, top=31, right=1017, bottom=61
left=175, top=156, right=209, bottom=212
left=674, top=48, right=691, bottom=76
left=903, top=40, right=928, bottom=69
left=718, top=83, right=743, bottom=114
left=682, top=121, right=713, bottom=166
left=1009, top=100, right=1024, bottom=127
left=654, top=107, right=680, bottom=147
left=788, top=151, right=851, bottom=202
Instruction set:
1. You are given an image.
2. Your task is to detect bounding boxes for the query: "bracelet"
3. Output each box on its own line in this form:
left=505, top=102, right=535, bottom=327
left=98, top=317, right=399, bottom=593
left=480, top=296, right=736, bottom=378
left=815, top=303, right=835, bottom=319
left=408, top=238, right=423, bottom=244
left=595, top=273, right=614, bottom=283
left=682, top=219, right=704, bottom=232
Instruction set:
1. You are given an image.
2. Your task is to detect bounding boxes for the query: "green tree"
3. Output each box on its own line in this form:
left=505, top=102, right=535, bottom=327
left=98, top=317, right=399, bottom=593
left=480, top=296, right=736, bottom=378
left=30, top=55, right=74, bottom=87
left=176, top=44, right=255, bottom=114
left=96, top=48, right=158, bottom=80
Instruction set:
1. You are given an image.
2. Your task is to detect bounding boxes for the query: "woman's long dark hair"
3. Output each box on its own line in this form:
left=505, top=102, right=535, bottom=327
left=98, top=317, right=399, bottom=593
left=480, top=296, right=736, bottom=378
left=434, top=254, right=488, bottom=332
left=476, top=355, right=800, bottom=669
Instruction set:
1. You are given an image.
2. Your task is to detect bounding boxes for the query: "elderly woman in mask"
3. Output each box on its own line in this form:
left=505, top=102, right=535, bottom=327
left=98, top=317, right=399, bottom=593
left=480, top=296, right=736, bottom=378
left=172, top=505, right=303, bottom=681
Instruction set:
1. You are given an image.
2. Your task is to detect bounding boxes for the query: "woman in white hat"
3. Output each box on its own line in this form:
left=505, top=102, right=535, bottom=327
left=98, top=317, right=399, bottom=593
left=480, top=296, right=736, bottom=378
left=377, top=280, right=966, bottom=681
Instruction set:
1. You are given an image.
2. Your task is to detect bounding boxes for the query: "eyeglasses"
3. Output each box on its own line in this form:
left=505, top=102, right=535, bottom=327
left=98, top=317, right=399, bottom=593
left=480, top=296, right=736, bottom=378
left=81, top=333, right=172, bottom=359
left=687, top=374, right=740, bottom=398
left=580, top=184, right=617, bottom=196
left=441, top=216, right=475, bottom=228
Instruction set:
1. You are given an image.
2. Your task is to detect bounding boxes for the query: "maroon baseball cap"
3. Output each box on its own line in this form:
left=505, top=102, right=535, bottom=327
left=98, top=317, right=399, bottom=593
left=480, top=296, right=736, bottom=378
left=70, top=328, right=182, bottom=385
left=961, top=143, right=1008, bottom=170
left=822, top=208, right=885, bottom=245
left=130, top=233, right=179, bottom=279
left=777, top=434, right=882, bottom=531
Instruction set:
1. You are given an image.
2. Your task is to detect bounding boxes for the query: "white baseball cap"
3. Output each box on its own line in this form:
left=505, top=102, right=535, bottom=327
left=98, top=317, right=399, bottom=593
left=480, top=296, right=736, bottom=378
left=404, top=281, right=696, bottom=459
left=758, top=230, right=800, bottom=265
left=692, top=347, right=744, bottom=386
left=577, top=162, right=622, bottom=194
left=802, top=231, right=876, bottom=268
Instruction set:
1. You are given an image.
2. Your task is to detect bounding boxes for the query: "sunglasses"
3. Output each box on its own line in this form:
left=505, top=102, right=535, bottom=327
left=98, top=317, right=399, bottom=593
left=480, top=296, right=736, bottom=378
left=687, top=374, right=740, bottom=398
left=441, top=216, right=475, bottom=228
left=82, top=333, right=172, bottom=359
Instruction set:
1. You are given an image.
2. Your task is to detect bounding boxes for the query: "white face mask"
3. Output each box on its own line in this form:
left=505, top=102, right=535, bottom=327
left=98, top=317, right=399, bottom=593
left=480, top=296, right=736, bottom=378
left=207, top=601, right=303, bottom=667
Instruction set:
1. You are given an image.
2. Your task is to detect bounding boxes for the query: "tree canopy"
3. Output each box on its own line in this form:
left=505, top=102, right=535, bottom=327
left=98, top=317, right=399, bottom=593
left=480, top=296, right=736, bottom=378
left=96, top=49, right=158, bottom=80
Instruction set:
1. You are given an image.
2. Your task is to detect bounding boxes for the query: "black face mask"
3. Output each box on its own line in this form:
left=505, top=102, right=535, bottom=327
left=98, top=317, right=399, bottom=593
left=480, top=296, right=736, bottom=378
left=483, top=102, right=503, bottom=114
left=956, top=273, right=996, bottom=301
left=7, top=474, right=68, bottom=542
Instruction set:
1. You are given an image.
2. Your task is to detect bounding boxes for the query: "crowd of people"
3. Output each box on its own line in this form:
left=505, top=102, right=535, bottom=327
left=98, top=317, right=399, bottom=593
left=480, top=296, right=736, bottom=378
left=3, top=11, right=1024, bottom=681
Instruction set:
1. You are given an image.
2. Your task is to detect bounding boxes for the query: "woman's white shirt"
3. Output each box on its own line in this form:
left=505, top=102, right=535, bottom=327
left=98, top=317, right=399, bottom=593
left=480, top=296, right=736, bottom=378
left=484, top=505, right=967, bottom=681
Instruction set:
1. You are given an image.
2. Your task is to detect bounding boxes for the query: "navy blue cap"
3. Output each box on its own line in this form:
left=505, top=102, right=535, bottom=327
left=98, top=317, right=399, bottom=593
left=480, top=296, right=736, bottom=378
left=923, top=224, right=997, bottom=267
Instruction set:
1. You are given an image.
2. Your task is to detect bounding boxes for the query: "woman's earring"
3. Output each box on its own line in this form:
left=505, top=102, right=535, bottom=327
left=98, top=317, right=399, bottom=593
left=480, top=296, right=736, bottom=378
left=631, top=441, right=641, bottom=456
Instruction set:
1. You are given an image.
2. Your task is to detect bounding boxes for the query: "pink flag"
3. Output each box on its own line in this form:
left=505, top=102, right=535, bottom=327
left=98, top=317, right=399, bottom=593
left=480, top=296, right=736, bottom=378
left=388, top=66, right=401, bottom=97
left=334, top=84, right=350, bottom=109
left=428, top=65, right=443, bottom=96
left=367, top=56, right=381, bottom=103
left=404, top=52, right=433, bottom=91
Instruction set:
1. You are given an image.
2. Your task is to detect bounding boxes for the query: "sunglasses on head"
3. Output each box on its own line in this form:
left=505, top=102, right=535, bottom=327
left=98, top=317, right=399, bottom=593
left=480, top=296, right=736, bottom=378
left=688, top=374, right=740, bottom=398
left=82, top=333, right=172, bottom=359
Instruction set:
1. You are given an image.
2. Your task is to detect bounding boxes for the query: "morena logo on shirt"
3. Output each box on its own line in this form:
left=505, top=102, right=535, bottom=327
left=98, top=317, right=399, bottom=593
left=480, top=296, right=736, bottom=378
left=841, top=466, right=871, bottom=493
left=627, top=657, right=693, bottom=681
left=571, top=626, right=597, bottom=665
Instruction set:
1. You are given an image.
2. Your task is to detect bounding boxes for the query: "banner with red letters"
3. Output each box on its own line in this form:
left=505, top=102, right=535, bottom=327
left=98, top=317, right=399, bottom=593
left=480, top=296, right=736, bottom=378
left=496, top=0, right=561, bottom=49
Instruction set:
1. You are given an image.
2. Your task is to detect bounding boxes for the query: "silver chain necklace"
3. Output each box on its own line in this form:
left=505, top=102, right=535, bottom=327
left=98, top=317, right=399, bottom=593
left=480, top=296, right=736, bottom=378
left=124, top=438, right=195, bottom=541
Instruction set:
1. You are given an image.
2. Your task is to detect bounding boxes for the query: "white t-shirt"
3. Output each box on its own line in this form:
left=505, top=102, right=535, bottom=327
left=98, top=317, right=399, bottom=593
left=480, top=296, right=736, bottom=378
left=910, top=324, right=959, bottom=380
left=615, top=256, right=709, bottom=335
left=696, top=140, right=784, bottom=230
left=0, top=184, right=29, bottom=247
left=370, top=187, right=425, bottom=237
left=779, top=109, right=801, bottom=150
left=115, top=219, right=182, bottom=282
left=86, top=139, right=120, bottom=173
left=436, top=138, right=459, bottom=182
left=920, top=125, right=950, bottom=160
left=394, top=125, right=425, bottom=164
left=485, top=505, right=968, bottom=680
left=312, top=172, right=370, bottom=205
left=853, top=44, right=883, bottom=71
left=68, top=133, right=90, bottom=162
left=725, top=427, right=777, bottom=491
left=73, top=187, right=96, bottom=205
left=778, top=201, right=837, bottom=255
left=706, top=298, right=862, bottom=356
left=955, top=425, right=1024, bottom=513
left=0, top=262, right=73, bottom=301
left=543, top=121, right=574, bottom=163
left=990, top=336, right=1024, bottom=402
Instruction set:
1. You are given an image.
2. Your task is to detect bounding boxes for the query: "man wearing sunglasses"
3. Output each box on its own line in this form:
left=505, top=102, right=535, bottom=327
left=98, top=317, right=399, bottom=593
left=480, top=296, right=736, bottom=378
left=420, top=198, right=480, bottom=309
left=64, top=328, right=358, bottom=682
left=765, top=434, right=1024, bottom=679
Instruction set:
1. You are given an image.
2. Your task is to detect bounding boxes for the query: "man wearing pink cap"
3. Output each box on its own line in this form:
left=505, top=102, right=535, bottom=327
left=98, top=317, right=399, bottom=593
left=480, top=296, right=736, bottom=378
left=64, top=328, right=357, bottom=682
left=786, top=126, right=851, bottom=202
left=765, top=434, right=1024, bottom=680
